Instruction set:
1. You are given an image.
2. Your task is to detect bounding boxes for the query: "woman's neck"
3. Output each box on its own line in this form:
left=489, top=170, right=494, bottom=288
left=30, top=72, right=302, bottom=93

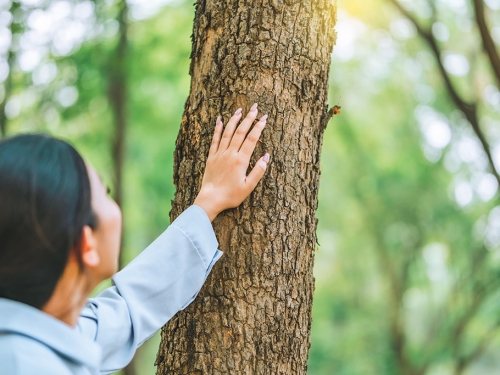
left=42, top=257, right=92, bottom=327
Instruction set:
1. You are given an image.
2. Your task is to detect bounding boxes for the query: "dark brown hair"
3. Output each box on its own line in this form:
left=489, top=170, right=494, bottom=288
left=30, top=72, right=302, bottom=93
left=0, top=134, right=96, bottom=308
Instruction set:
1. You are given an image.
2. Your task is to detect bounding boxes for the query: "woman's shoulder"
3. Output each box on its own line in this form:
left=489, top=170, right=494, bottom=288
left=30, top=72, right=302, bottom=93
left=0, top=333, right=79, bottom=375
left=0, top=298, right=99, bottom=375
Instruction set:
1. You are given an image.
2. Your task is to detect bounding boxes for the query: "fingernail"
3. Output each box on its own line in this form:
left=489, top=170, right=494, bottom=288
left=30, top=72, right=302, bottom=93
left=235, top=108, right=243, bottom=116
left=251, top=103, right=258, bottom=111
left=260, top=114, right=268, bottom=122
left=263, top=153, right=270, bottom=163
left=216, top=116, right=221, bottom=123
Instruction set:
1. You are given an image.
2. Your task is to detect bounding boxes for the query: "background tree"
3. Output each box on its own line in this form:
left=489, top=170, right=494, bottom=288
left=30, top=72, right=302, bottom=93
left=154, top=0, right=338, bottom=374
left=310, top=1, right=500, bottom=374
left=0, top=0, right=21, bottom=137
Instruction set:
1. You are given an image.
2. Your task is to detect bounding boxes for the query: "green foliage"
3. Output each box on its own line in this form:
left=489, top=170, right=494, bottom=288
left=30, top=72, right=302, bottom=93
left=310, top=3, right=500, bottom=374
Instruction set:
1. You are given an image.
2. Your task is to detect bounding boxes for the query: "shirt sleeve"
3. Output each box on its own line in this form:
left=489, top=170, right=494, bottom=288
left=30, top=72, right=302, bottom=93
left=76, top=205, right=223, bottom=375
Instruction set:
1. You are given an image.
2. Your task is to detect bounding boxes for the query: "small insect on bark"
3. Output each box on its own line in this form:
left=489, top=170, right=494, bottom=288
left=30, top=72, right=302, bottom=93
left=329, top=105, right=341, bottom=117
left=322, top=104, right=342, bottom=129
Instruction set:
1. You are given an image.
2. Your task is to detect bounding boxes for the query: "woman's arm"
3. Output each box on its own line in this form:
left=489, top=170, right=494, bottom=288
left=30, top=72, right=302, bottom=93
left=78, top=205, right=221, bottom=374
left=77, top=106, right=269, bottom=373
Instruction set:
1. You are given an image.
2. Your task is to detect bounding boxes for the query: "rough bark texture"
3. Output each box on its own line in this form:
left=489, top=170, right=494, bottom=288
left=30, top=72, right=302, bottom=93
left=156, top=0, right=337, bottom=374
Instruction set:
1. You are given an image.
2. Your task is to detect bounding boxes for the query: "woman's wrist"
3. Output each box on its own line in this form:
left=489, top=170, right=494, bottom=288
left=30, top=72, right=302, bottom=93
left=193, top=191, right=221, bottom=222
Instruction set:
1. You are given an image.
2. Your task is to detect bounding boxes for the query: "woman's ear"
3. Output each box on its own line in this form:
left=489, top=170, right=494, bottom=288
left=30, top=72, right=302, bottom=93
left=80, top=225, right=100, bottom=267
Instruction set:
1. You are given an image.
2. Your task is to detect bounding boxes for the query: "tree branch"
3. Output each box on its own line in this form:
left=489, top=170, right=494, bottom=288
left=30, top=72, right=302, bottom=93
left=389, top=0, right=500, bottom=188
left=472, top=0, right=500, bottom=89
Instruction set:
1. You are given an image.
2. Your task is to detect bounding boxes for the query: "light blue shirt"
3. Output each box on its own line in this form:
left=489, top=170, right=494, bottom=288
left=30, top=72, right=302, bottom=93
left=0, top=205, right=223, bottom=375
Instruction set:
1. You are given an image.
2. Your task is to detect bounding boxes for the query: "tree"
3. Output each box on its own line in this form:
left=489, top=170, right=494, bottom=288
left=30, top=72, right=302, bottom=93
left=379, top=1, right=500, bottom=373
left=108, top=0, right=128, bottom=223
left=389, top=0, right=500, bottom=188
left=155, top=0, right=338, bottom=374
left=0, top=0, right=21, bottom=138
left=107, top=2, right=136, bottom=374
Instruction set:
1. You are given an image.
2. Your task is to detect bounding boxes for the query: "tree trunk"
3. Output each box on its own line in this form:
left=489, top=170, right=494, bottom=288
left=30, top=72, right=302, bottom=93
left=107, top=2, right=136, bottom=375
left=109, top=0, right=128, bottom=218
left=156, top=1, right=337, bottom=374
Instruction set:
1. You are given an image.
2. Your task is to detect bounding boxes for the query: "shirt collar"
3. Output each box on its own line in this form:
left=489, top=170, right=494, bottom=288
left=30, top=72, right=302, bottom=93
left=0, top=298, right=101, bottom=373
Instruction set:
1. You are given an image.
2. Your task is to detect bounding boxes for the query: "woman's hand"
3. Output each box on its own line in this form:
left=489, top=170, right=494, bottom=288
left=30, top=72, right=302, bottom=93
left=194, top=104, right=270, bottom=222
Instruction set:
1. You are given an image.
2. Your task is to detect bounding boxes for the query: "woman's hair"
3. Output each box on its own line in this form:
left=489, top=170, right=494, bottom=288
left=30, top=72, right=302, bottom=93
left=0, top=134, right=96, bottom=309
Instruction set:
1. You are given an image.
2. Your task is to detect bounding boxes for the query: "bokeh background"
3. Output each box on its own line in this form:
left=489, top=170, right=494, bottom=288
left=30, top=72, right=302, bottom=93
left=2, top=0, right=500, bottom=374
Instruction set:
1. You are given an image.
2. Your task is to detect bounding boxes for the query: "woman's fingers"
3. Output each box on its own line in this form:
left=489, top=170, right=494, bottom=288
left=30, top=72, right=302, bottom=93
left=239, top=114, right=268, bottom=158
left=245, top=154, right=270, bottom=192
left=228, top=103, right=259, bottom=151
left=218, top=108, right=243, bottom=151
left=209, top=116, right=223, bottom=156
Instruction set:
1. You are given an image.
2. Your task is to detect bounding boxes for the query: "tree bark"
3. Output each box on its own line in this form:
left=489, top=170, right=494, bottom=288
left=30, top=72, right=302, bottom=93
left=155, top=1, right=337, bottom=373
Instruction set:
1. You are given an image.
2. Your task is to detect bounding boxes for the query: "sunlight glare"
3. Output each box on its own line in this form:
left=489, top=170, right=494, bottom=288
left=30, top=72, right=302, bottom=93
left=74, top=1, right=94, bottom=20
left=32, top=62, right=57, bottom=85
left=415, top=105, right=452, bottom=149
left=423, top=243, right=449, bottom=282
left=493, top=27, right=500, bottom=45
left=443, top=53, right=469, bottom=77
left=5, top=96, right=21, bottom=119
left=19, top=48, right=44, bottom=71
left=432, top=22, right=450, bottom=42
left=128, top=0, right=183, bottom=21
left=57, top=86, right=78, bottom=107
left=473, top=173, right=498, bottom=202
left=28, top=10, right=52, bottom=34
left=390, top=18, right=416, bottom=40
left=454, top=180, right=473, bottom=206
left=332, top=11, right=366, bottom=62
left=484, top=85, right=500, bottom=108
left=457, top=136, right=483, bottom=164
left=444, top=0, right=468, bottom=14
left=485, top=206, right=500, bottom=249
left=485, top=0, right=500, bottom=10
left=0, top=60, right=9, bottom=82
left=0, top=27, right=11, bottom=54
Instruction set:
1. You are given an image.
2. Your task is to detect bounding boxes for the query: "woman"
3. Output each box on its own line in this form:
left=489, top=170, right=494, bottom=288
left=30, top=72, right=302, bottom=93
left=0, top=105, right=269, bottom=375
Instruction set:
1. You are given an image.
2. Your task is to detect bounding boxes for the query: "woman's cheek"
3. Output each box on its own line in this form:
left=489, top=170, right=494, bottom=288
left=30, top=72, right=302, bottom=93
left=99, top=201, right=123, bottom=278
left=110, top=202, right=123, bottom=268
